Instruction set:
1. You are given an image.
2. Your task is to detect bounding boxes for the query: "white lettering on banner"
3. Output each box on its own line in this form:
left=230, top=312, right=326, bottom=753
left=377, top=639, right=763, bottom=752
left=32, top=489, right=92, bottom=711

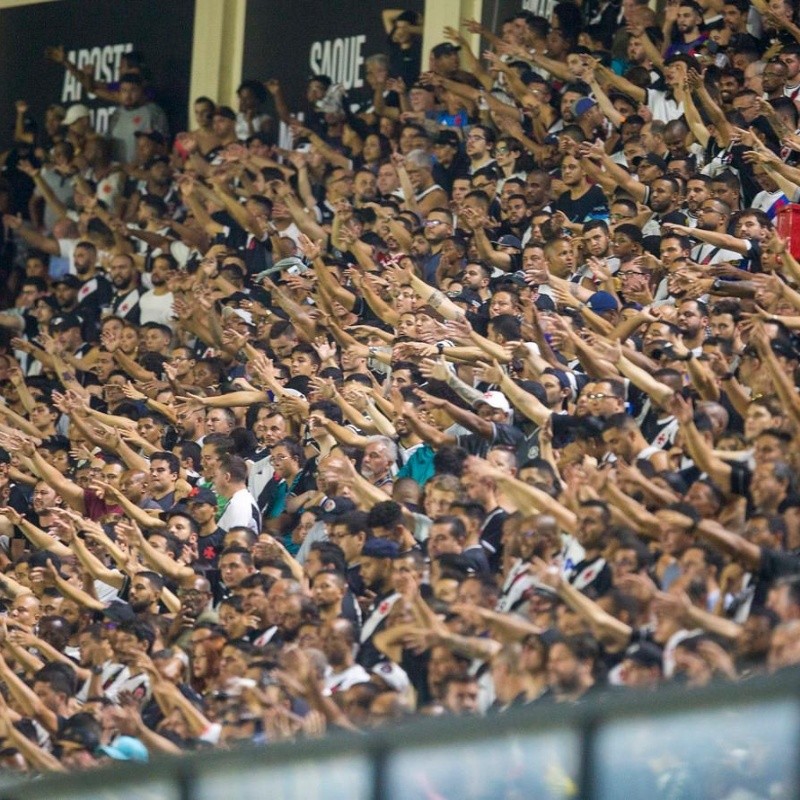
left=91, top=107, right=118, bottom=135
left=61, top=43, right=134, bottom=103
left=309, top=35, right=365, bottom=89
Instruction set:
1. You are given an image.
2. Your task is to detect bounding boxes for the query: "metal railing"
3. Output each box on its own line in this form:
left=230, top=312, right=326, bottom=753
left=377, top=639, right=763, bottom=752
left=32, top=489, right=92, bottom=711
left=2, top=669, right=799, bottom=800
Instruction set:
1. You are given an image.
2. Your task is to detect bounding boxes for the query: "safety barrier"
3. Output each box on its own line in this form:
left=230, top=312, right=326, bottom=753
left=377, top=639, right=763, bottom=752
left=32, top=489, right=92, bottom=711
left=1, top=669, right=798, bottom=800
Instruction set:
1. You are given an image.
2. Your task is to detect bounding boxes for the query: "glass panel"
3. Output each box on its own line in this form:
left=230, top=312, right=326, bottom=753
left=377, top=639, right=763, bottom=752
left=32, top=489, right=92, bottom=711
left=387, top=728, right=580, bottom=800
left=19, top=781, right=176, bottom=800
left=594, top=699, right=800, bottom=800
left=196, top=754, right=372, bottom=800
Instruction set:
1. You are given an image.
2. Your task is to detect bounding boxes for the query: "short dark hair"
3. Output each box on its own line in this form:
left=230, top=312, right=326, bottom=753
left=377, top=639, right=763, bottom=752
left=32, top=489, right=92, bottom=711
left=151, top=451, right=180, bottom=475
left=218, top=453, right=248, bottom=483
left=367, top=500, right=404, bottom=531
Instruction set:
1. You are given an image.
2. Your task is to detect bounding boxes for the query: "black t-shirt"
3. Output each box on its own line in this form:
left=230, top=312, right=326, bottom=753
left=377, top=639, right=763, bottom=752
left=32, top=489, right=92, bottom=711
left=388, top=40, right=422, bottom=86
left=197, top=527, right=225, bottom=567
left=553, top=184, right=609, bottom=224
left=567, top=555, right=613, bottom=599
left=754, top=546, right=800, bottom=607
left=456, top=422, right=526, bottom=460
left=480, top=507, right=508, bottom=574
left=729, top=461, right=753, bottom=497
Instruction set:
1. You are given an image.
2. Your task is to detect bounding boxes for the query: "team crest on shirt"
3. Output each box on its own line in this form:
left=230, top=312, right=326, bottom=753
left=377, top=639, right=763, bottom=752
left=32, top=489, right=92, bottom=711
left=78, top=278, right=97, bottom=302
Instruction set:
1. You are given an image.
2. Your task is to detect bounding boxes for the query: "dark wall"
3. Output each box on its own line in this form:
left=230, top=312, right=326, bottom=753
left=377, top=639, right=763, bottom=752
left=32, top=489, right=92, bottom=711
left=242, top=0, right=424, bottom=114
left=0, top=0, right=196, bottom=151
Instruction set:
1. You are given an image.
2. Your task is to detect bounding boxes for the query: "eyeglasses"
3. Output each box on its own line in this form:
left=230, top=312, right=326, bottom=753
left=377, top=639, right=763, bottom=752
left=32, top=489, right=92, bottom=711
left=618, top=270, right=645, bottom=278
left=494, top=147, right=510, bottom=155
left=586, top=392, right=612, bottom=400
left=424, top=219, right=447, bottom=227
left=466, top=134, right=486, bottom=142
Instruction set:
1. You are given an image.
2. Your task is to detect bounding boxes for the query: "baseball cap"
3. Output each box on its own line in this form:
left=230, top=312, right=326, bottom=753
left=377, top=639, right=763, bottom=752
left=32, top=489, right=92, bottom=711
left=52, top=274, right=81, bottom=289
left=492, top=271, right=527, bottom=290
left=434, top=129, right=461, bottom=148
left=232, top=308, right=254, bottom=326
left=587, top=291, right=620, bottom=314
left=362, top=538, right=400, bottom=559
left=451, top=289, right=483, bottom=311
left=372, top=661, right=411, bottom=691
left=479, top=391, right=511, bottom=413
left=214, top=105, right=236, bottom=121
left=135, top=130, right=166, bottom=146
left=187, top=486, right=217, bottom=506
left=317, top=496, right=357, bottom=522
left=572, top=97, right=597, bottom=118
left=491, top=234, right=522, bottom=250
left=102, top=599, right=136, bottom=624
left=50, top=312, right=83, bottom=332
left=98, top=736, right=149, bottom=762
left=432, top=42, right=461, bottom=58
left=64, top=104, right=90, bottom=127
left=624, top=642, right=664, bottom=669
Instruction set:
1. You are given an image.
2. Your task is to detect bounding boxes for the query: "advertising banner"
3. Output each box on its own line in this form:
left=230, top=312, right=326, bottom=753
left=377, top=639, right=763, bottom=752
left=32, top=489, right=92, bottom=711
left=0, top=0, right=195, bottom=150
left=242, top=0, right=425, bottom=117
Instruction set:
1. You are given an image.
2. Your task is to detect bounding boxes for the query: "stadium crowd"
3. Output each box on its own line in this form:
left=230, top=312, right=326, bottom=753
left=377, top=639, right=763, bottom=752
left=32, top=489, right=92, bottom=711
left=0, top=2, right=798, bottom=792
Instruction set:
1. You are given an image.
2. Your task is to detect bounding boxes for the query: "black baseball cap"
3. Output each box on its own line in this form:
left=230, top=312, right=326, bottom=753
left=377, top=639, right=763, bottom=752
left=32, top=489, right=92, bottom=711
left=134, top=130, right=166, bottom=145
left=434, top=130, right=461, bottom=148
left=432, top=42, right=461, bottom=58
left=50, top=312, right=83, bottom=331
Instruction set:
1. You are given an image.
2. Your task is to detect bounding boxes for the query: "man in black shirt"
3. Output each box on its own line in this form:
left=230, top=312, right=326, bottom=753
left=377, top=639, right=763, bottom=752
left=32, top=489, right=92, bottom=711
left=553, top=154, right=609, bottom=226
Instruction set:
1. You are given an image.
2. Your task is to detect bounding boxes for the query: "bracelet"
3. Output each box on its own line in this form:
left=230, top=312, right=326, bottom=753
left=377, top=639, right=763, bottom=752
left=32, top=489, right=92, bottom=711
left=719, top=372, right=735, bottom=381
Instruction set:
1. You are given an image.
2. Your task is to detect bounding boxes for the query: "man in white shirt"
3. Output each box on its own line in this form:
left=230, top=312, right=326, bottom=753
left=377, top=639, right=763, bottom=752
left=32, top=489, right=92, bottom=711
left=138, top=253, right=176, bottom=328
left=214, top=454, right=261, bottom=535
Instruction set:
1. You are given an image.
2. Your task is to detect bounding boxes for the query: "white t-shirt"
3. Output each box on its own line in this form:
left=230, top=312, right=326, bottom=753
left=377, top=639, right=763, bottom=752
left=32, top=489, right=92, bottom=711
left=645, top=88, right=684, bottom=123
left=138, top=289, right=175, bottom=328
left=217, top=487, right=260, bottom=534
left=324, top=663, right=371, bottom=695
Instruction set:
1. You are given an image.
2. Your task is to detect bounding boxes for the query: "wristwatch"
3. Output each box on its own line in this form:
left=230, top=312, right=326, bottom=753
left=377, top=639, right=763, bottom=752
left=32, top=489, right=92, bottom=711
left=437, top=343, right=445, bottom=354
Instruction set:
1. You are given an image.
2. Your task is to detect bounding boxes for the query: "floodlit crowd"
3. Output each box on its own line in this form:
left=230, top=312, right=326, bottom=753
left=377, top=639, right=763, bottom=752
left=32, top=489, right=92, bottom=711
left=0, top=2, right=798, bottom=794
